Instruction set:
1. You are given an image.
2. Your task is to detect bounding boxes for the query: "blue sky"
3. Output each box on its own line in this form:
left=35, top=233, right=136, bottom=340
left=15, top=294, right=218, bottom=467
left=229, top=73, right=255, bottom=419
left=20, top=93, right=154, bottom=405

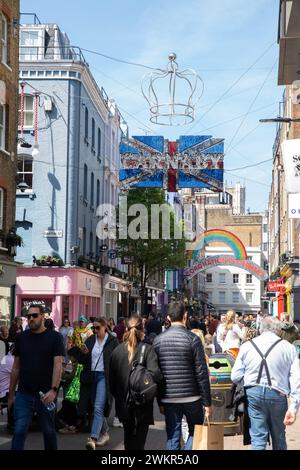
left=21, top=0, right=283, bottom=212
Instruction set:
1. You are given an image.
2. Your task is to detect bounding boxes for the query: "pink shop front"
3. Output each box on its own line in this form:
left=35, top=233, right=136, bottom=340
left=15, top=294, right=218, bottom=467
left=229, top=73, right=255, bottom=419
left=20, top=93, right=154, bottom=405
left=15, top=266, right=102, bottom=327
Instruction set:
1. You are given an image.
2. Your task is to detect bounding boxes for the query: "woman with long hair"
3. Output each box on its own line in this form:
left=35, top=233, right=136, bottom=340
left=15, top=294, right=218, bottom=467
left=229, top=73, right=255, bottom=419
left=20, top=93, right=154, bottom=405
left=109, top=314, right=162, bottom=450
left=71, top=317, right=118, bottom=450
left=216, top=310, right=243, bottom=358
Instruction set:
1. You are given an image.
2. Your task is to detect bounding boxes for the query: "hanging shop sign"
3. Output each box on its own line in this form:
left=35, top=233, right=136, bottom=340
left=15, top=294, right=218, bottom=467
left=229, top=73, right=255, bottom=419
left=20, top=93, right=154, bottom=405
left=184, top=256, right=268, bottom=281
left=267, top=280, right=284, bottom=292
left=281, top=139, right=300, bottom=193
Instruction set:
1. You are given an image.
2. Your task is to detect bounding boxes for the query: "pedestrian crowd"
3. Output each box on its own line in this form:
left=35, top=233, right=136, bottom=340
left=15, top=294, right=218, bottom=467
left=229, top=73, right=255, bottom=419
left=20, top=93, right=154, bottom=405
left=1, top=304, right=300, bottom=451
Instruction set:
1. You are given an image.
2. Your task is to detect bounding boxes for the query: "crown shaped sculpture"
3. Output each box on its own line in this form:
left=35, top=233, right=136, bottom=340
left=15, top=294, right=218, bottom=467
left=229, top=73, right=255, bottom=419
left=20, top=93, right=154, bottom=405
left=141, top=53, right=201, bottom=126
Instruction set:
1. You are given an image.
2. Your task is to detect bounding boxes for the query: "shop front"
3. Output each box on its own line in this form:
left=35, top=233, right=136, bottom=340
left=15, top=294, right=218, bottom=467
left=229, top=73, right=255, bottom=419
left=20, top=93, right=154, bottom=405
left=16, top=266, right=102, bottom=327
left=102, top=275, right=130, bottom=322
left=0, top=257, right=19, bottom=325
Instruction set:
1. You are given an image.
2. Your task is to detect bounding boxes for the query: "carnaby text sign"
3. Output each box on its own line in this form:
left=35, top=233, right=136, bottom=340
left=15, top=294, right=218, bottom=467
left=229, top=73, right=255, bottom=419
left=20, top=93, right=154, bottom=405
left=184, top=255, right=268, bottom=281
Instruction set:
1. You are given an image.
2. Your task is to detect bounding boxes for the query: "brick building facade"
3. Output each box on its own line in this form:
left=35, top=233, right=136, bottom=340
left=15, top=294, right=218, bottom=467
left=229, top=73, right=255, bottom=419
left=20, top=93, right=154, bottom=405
left=0, top=0, right=20, bottom=324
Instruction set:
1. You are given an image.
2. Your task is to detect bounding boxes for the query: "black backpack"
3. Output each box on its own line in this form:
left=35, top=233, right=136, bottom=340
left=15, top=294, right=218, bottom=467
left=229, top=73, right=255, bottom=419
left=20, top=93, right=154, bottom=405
left=126, top=343, right=157, bottom=407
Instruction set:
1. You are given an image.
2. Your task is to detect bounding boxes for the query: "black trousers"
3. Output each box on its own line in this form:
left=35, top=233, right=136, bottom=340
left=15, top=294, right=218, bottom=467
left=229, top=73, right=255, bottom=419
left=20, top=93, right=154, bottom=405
left=123, top=420, right=149, bottom=450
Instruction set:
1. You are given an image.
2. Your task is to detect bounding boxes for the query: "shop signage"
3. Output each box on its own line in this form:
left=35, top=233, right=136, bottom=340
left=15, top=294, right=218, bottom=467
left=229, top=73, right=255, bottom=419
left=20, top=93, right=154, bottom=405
left=288, top=193, right=300, bottom=218
left=121, top=256, right=133, bottom=264
left=184, top=256, right=268, bottom=281
left=267, top=281, right=284, bottom=292
left=108, top=249, right=117, bottom=259
left=44, top=230, right=63, bottom=238
left=100, top=244, right=108, bottom=252
left=281, top=139, right=300, bottom=193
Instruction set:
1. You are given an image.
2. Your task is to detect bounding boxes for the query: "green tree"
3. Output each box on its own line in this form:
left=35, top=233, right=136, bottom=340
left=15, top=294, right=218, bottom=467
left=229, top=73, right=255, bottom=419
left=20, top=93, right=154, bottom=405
left=117, top=188, right=186, bottom=315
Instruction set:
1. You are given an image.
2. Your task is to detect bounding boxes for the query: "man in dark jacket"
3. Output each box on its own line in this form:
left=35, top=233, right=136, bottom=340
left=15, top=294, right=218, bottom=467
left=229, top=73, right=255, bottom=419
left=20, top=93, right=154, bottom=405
left=153, top=302, right=212, bottom=450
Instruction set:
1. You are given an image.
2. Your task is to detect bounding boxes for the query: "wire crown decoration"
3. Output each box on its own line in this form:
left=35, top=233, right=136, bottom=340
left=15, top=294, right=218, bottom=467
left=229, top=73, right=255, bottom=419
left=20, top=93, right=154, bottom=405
left=141, top=53, right=202, bottom=126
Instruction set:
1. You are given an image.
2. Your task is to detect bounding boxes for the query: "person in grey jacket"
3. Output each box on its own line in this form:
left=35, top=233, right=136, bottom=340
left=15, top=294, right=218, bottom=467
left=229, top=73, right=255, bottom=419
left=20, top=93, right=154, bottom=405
left=153, top=302, right=212, bottom=450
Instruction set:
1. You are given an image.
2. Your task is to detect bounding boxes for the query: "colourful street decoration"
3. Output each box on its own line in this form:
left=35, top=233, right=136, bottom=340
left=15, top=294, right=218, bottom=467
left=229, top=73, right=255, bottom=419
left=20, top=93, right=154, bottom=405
left=184, top=256, right=268, bottom=281
left=186, top=229, right=247, bottom=260
left=119, top=135, right=224, bottom=192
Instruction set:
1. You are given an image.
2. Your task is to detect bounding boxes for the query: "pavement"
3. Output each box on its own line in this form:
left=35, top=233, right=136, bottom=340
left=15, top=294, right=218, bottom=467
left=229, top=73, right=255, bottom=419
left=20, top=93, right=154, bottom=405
left=1, top=402, right=300, bottom=451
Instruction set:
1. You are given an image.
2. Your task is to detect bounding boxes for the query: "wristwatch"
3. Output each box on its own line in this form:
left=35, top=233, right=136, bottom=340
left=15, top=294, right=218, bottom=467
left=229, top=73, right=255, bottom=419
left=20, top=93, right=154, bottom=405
left=51, top=386, right=58, bottom=393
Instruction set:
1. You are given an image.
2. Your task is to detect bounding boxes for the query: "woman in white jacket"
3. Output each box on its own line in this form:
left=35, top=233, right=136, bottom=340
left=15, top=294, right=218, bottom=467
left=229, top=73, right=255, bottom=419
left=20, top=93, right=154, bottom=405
left=216, top=310, right=243, bottom=358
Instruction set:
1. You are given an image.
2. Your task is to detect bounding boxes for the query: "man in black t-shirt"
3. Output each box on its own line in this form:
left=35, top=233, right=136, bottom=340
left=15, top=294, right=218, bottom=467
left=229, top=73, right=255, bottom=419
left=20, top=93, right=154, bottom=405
left=8, top=304, right=64, bottom=450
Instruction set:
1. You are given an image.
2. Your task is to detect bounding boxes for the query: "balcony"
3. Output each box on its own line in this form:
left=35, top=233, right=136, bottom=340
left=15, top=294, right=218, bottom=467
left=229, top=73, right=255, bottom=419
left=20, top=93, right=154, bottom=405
left=278, top=0, right=300, bottom=84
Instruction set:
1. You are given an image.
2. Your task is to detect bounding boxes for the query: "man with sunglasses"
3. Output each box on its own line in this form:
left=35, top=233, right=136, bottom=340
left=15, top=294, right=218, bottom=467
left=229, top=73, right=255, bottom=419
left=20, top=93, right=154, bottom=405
left=8, top=304, right=64, bottom=450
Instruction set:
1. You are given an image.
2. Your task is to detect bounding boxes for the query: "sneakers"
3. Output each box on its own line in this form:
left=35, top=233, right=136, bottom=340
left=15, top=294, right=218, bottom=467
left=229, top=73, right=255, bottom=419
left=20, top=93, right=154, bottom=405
left=58, top=425, right=77, bottom=434
left=86, top=437, right=96, bottom=450
left=96, top=432, right=110, bottom=447
left=112, top=416, right=123, bottom=428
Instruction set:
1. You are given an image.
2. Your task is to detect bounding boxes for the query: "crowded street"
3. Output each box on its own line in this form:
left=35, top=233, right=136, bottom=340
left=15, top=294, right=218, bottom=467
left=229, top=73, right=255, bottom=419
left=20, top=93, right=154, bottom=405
left=1, top=0, right=300, bottom=458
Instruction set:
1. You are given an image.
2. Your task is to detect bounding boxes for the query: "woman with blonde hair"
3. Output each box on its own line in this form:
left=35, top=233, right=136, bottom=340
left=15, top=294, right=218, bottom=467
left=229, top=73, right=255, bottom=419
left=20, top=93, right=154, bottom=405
left=216, top=310, right=243, bottom=358
left=109, top=314, right=162, bottom=450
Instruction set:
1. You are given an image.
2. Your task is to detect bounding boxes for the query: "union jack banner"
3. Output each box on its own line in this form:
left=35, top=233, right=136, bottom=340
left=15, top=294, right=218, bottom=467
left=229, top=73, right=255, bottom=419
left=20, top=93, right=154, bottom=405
left=119, top=135, right=224, bottom=192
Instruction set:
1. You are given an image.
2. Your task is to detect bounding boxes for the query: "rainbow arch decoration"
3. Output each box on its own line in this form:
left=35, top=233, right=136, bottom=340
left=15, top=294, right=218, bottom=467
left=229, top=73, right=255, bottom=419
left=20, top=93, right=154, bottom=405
left=186, top=229, right=247, bottom=260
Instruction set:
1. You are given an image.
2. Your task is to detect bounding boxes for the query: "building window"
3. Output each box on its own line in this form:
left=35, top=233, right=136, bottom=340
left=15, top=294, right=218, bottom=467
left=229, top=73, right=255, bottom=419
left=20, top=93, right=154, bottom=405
left=20, top=30, right=43, bottom=61
left=219, top=291, right=225, bottom=303
left=97, top=128, right=101, bottom=157
left=263, top=242, right=268, bottom=251
left=91, top=118, right=95, bottom=151
left=96, top=179, right=100, bottom=207
left=1, top=15, right=8, bottom=64
left=219, top=273, right=226, bottom=284
left=89, top=231, right=93, bottom=257
left=233, top=274, right=239, bottom=284
left=0, top=104, right=5, bottom=149
left=17, top=157, right=33, bottom=189
left=90, top=172, right=94, bottom=208
left=232, top=291, right=239, bottom=303
left=263, top=224, right=268, bottom=233
left=18, top=95, right=34, bottom=128
left=247, top=256, right=252, bottom=261
left=246, top=292, right=253, bottom=303
left=0, top=187, right=4, bottom=229
left=82, top=227, right=86, bottom=256
left=83, top=164, right=88, bottom=201
left=207, top=291, right=212, bottom=302
left=206, top=273, right=212, bottom=283
left=246, top=274, right=253, bottom=284
left=84, top=108, right=89, bottom=142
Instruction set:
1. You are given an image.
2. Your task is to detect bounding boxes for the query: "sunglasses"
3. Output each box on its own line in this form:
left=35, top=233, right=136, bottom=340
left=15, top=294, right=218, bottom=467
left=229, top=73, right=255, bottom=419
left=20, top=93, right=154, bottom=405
left=26, top=313, right=40, bottom=319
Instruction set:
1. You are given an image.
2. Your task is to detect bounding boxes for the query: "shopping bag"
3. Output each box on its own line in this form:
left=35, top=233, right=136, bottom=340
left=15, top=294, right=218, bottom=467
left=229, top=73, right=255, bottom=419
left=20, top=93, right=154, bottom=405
left=65, top=364, right=83, bottom=403
left=192, top=420, right=224, bottom=450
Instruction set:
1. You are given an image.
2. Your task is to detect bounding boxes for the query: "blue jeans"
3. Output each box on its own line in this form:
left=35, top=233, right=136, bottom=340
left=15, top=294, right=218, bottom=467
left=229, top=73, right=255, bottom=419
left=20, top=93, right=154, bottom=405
left=90, top=371, right=107, bottom=440
left=12, top=391, right=57, bottom=450
left=245, top=386, right=288, bottom=450
left=164, top=399, right=204, bottom=450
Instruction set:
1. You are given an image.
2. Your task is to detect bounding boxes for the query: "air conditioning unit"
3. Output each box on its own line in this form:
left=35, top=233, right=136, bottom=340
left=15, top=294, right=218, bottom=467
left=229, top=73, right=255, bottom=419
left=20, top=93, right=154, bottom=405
left=44, top=97, right=53, bottom=112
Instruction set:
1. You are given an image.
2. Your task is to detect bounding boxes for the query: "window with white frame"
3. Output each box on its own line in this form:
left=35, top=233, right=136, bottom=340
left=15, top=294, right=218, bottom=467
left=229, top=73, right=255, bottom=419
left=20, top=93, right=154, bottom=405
left=0, top=187, right=4, bottom=229
left=0, top=104, right=5, bottom=150
left=232, top=291, right=239, bottom=303
left=219, top=291, right=226, bottom=303
left=206, top=273, right=212, bottom=283
left=20, top=30, right=44, bottom=60
left=233, top=274, right=239, bottom=284
left=17, top=157, right=33, bottom=189
left=246, top=274, right=253, bottom=284
left=207, top=291, right=212, bottom=302
left=1, top=15, right=8, bottom=64
left=246, top=292, right=253, bottom=303
left=219, top=273, right=226, bottom=284
left=18, top=95, right=34, bottom=128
